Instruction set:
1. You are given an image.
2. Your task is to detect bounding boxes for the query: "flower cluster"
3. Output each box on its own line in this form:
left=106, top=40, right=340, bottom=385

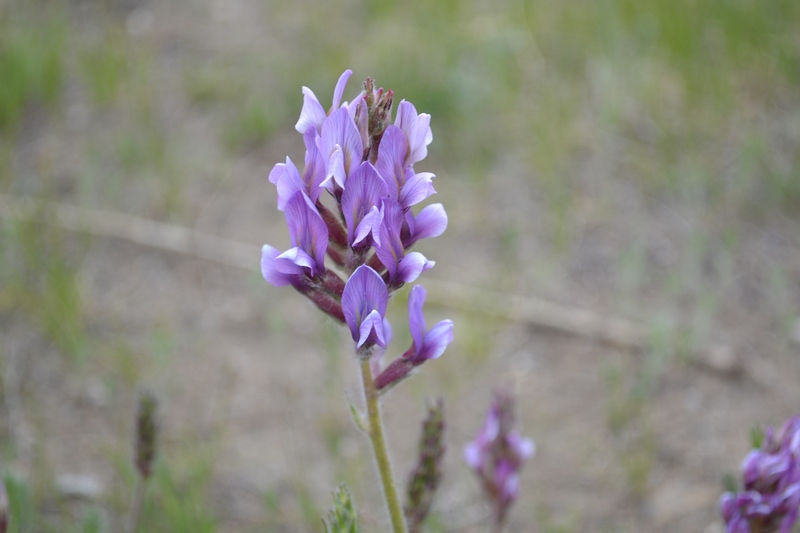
left=464, top=391, right=534, bottom=528
left=720, top=415, right=800, bottom=533
left=261, top=70, right=453, bottom=388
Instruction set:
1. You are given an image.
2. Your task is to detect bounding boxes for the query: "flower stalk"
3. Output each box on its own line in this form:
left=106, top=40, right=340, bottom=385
left=360, top=358, right=407, bottom=533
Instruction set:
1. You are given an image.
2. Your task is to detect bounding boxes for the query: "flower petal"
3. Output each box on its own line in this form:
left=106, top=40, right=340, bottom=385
left=295, top=86, right=327, bottom=134
left=284, top=191, right=328, bottom=275
left=341, top=162, right=388, bottom=245
left=342, top=265, right=389, bottom=345
left=407, top=285, right=428, bottom=354
left=302, top=126, right=326, bottom=203
left=399, top=171, right=436, bottom=208
left=317, top=107, right=364, bottom=188
left=261, top=245, right=296, bottom=286
left=406, top=203, right=448, bottom=247
left=270, top=157, right=303, bottom=211
left=358, top=309, right=386, bottom=348
left=375, top=125, right=408, bottom=199
left=416, top=319, right=453, bottom=362
left=331, top=69, right=353, bottom=110
left=396, top=252, right=434, bottom=284
left=394, top=100, right=432, bottom=166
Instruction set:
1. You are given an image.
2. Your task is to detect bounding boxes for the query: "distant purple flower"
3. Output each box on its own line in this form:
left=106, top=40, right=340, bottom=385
left=376, top=199, right=435, bottom=286
left=342, top=265, right=390, bottom=352
left=720, top=415, right=800, bottom=533
left=374, top=285, right=453, bottom=390
left=464, top=391, right=534, bottom=530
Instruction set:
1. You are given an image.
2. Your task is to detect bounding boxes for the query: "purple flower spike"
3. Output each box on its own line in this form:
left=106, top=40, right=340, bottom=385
left=376, top=199, right=435, bottom=285
left=317, top=107, right=364, bottom=191
left=342, top=265, right=390, bottom=351
left=720, top=414, right=800, bottom=533
left=394, top=100, right=432, bottom=167
left=341, top=162, right=388, bottom=248
left=464, top=391, right=534, bottom=529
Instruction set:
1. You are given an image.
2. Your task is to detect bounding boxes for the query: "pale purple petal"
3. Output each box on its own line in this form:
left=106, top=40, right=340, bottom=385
left=358, top=309, right=386, bottom=348
left=416, top=319, right=453, bottom=362
left=270, top=157, right=303, bottom=211
left=353, top=205, right=383, bottom=247
left=375, top=125, right=408, bottom=199
left=508, top=432, right=536, bottom=460
left=464, top=442, right=483, bottom=470
left=295, top=86, right=327, bottom=134
left=399, top=171, right=436, bottom=208
left=396, top=252, right=434, bottom=284
left=407, top=285, right=427, bottom=354
left=317, top=107, right=364, bottom=188
left=276, top=247, right=316, bottom=273
left=284, top=191, right=328, bottom=275
left=302, top=126, right=326, bottom=202
left=406, top=203, right=448, bottom=246
left=342, top=265, right=389, bottom=345
left=394, top=100, right=432, bottom=166
left=383, top=317, right=393, bottom=347
left=341, top=162, right=388, bottom=245
left=261, top=245, right=296, bottom=286
left=375, top=198, right=406, bottom=277
left=331, top=69, right=353, bottom=110
left=319, top=144, right=345, bottom=191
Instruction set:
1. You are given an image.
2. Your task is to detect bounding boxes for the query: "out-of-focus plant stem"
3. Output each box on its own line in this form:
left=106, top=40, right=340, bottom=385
left=125, top=474, right=145, bottom=533
left=359, top=358, right=407, bottom=533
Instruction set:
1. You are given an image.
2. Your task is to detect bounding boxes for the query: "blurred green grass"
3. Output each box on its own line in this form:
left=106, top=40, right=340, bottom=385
left=1, top=0, right=799, bottom=531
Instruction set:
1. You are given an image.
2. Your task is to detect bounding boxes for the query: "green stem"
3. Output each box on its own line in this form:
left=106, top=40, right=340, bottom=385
left=360, top=359, right=408, bottom=533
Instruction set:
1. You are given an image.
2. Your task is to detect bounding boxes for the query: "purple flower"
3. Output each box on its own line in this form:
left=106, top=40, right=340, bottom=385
left=261, top=191, right=328, bottom=284
left=394, top=100, right=432, bottom=167
left=340, top=162, right=388, bottom=248
left=376, top=199, right=435, bottom=286
left=373, top=285, right=453, bottom=390
left=317, top=107, right=364, bottom=192
left=720, top=415, right=800, bottom=533
left=268, top=128, right=327, bottom=210
left=342, top=265, right=390, bottom=351
left=295, top=69, right=353, bottom=134
left=402, top=203, right=448, bottom=249
left=464, top=391, right=534, bottom=529
left=375, top=125, right=436, bottom=208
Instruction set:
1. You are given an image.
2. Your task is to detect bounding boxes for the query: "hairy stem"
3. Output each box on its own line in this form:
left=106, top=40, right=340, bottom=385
left=360, top=359, right=408, bottom=533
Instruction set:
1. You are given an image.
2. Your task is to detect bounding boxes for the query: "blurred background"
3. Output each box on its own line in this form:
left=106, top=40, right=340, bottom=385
left=1, top=0, right=799, bottom=531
